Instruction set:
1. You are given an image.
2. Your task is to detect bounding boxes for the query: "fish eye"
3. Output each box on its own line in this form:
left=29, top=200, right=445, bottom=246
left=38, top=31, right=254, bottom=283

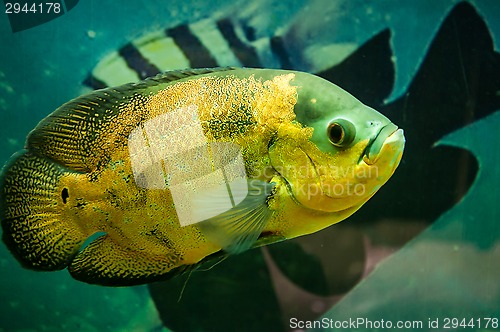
left=327, top=119, right=356, bottom=148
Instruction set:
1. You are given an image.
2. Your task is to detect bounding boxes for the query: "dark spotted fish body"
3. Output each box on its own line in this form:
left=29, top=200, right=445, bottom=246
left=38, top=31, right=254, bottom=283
left=1, top=68, right=404, bottom=285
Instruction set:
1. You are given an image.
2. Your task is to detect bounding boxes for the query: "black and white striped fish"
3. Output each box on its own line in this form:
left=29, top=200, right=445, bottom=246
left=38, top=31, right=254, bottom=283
left=83, top=17, right=294, bottom=90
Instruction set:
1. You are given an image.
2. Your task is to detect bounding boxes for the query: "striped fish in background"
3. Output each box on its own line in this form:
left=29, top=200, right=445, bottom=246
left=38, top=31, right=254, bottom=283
left=83, top=17, right=295, bottom=90
left=82, top=5, right=394, bottom=107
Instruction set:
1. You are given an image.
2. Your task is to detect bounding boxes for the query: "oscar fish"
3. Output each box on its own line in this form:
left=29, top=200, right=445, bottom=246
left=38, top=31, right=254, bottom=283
left=0, top=68, right=404, bottom=286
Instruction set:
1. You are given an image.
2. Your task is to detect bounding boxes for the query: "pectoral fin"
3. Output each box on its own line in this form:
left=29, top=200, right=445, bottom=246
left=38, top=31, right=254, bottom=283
left=196, top=180, right=275, bottom=254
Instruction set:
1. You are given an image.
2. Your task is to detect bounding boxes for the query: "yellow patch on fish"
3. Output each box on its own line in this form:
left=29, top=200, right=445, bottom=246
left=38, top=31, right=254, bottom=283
left=0, top=68, right=404, bottom=285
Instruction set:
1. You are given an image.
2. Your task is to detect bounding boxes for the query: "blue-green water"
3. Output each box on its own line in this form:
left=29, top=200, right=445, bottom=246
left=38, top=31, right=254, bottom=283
left=0, top=1, right=499, bottom=331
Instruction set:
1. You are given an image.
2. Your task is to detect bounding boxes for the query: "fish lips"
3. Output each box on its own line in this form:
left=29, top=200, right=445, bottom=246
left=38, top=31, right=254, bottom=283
left=362, top=124, right=405, bottom=165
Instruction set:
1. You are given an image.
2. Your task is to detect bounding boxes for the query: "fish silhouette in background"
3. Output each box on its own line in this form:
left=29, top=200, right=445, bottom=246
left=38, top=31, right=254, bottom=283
left=349, top=1, right=499, bottom=228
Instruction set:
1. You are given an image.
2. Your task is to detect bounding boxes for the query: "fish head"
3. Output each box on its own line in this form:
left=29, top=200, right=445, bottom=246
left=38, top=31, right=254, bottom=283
left=269, top=71, right=405, bottom=214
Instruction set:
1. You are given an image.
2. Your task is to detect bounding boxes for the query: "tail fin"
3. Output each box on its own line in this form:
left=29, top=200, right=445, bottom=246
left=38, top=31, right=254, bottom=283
left=0, top=151, right=85, bottom=271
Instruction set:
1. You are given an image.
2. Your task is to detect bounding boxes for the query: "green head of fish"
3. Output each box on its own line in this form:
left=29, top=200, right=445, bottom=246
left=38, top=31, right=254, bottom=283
left=263, top=70, right=404, bottom=226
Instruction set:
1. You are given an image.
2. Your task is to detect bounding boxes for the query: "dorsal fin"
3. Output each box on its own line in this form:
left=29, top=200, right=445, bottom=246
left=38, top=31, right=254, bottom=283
left=85, top=66, right=237, bottom=94
left=138, top=67, right=237, bottom=88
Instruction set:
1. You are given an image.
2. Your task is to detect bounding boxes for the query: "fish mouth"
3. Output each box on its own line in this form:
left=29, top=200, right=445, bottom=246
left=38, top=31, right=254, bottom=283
left=362, top=123, right=402, bottom=165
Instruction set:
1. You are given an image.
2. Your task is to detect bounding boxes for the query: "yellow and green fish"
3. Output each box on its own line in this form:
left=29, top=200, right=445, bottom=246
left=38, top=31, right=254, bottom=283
left=0, top=68, right=404, bottom=286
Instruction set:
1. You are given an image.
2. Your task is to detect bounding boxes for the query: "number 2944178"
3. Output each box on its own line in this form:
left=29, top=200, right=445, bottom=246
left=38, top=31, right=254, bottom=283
left=5, top=2, right=62, bottom=14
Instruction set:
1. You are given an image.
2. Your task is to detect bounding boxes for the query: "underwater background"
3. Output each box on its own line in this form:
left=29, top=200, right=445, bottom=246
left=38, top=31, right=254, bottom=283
left=0, top=0, right=499, bottom=331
